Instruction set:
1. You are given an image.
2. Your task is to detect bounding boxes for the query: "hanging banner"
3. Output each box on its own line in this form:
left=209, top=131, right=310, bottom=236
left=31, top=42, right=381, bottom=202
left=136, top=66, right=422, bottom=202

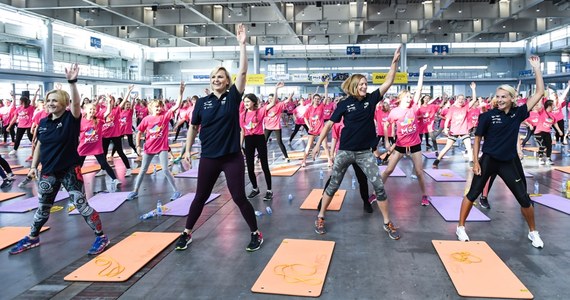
left=231, top=74, right=265, bottom=85
left=372, top=72, right=408, bottom=84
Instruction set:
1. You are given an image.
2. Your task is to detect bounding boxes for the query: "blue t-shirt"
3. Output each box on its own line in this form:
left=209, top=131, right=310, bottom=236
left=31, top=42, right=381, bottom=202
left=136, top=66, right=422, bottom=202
left=37, top=110, right=81, bottom=174
left=191, top=85, right=242, bottom=158
left=476, top=104, right=529, bottom=161
left=329, top=89, right=382, bottom=151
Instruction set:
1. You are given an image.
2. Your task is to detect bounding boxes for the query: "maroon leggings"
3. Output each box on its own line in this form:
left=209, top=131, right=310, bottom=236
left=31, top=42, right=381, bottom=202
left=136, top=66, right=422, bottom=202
left=184, top=152, right=258, bottom=232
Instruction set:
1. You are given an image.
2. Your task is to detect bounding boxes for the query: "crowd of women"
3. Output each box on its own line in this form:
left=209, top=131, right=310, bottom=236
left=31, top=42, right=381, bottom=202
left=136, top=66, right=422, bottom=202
left=1, top=24, right=568, bottom=255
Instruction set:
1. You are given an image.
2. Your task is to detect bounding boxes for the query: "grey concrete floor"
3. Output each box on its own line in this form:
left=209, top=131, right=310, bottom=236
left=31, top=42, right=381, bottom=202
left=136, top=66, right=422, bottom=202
left=1, top=130, right=569, bottom=300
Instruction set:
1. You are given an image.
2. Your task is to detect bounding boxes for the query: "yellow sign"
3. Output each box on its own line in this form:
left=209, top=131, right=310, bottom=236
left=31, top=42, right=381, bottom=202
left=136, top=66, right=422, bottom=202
left=231, top=74, right=265, bottom=86
left=372, top=72, right=408, bottom=84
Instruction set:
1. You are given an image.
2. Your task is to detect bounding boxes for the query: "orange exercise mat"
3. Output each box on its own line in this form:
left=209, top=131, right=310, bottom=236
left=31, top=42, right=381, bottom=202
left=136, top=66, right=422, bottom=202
left=251, top=239, right=335, bottom=297
left=0, top=192, right=26, bottom=202
left=132, top=164, right=163, bottom=175
left=64, top=232, right=179, bottom=282
left=553, top=166, right=570, bottom=174
left=270, top=164, right=301, bottom=177
left=300, top=189, right=346, bottom=211
left=287, top=151, right=328, bottom=160
left=432, top=240, right=533, bottom=299
left=0, top=226, right=49, bottom=250
left=9, top=164, right=23, bottom=169
left=81, top=165, right=101, bottom=174
left=13, top=168, right=31, bottom=175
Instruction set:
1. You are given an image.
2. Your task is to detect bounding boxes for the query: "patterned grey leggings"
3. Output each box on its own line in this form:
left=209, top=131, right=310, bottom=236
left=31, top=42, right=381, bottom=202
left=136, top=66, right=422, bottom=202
left=31, top=166, right=103, bottom=237
left=325, top=150, right=388, bottom=201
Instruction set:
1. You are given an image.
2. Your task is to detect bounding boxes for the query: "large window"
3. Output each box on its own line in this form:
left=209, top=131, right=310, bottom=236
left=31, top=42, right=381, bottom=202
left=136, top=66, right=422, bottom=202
left=267, top=63, right=286, bottom=79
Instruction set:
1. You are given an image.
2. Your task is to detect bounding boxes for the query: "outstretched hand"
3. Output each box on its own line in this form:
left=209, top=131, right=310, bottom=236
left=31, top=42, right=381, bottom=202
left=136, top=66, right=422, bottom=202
left=528, top=55, right=540, bottom=69
left=236, top=23, right=247, bottom=45
left=392, top=45, right=402, bottom=64
left=65, top=63, right=79, bottom=81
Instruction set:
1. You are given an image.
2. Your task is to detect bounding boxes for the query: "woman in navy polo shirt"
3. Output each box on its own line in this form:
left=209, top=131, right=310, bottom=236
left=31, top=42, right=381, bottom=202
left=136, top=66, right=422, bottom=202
left=9, top=64, right=109, bottom=255
left=456, top=56, right=545, bottom=248
left=175, top=24, right=263, bottom=252
left=311, top=46, right=402, bottom=239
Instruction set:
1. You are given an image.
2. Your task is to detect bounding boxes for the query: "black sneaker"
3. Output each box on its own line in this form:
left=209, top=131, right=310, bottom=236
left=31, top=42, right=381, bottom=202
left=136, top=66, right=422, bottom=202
left=383, top=221, right=401, bottom=240
left=247, top=189, right=260, bottom=199
left=175, top=232, right=192, bottom=251
left=263, top=191, right=273, bottom=201
left=432, top=159, right=440, bottom=169
left=479, top=196, right=491, bottom=209
left=1, top=179, right=13, bottom=188
left=246, top=232, right=263, bottom=252
left=363, top=202, right=373, bottom=213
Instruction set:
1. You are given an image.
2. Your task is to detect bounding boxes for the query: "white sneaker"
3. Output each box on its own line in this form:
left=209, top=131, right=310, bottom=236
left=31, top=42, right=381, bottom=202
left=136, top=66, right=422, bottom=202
left=111, top=179, right=121, bottom=188
left=125, top=168, right=132, bottom=177
left=456, top=226, right=470, bottom=242
left=538, top=159, right=545, bottom=165
left=528, top=231, right=544, bottom=248
left=546, top=159, right=554, bottom=165
left=8, top=149, right=16, bottom=156
left=95, top=170, right=106, bottom=177
left=6, top=173, right=14, bottom=180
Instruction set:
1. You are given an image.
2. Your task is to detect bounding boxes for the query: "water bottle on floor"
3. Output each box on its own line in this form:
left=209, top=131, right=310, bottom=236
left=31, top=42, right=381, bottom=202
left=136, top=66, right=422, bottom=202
left=319, top=170, right=324, bottom=180
left=351, top=176, right=356, bottom=189
left=156, top=200, right=163, bottom=218
left=533, top=180, right=539, bottom=195
left=288, top=194, right=293, bottom=201
left=266, top=206, right=273, bottom=215
left=140, top=211, right=155, bottom=220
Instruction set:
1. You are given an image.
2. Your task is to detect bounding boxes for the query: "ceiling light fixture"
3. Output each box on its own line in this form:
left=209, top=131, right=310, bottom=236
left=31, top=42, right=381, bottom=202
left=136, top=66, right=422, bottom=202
left=458, top=9, right=462, bottom=13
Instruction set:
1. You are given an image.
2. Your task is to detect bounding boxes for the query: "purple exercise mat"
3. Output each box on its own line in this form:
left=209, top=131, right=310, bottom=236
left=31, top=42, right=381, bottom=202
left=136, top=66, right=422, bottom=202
left=175, top=169, right=198, bottom=178
left=423, top=169, right=466, bottom=182
left=160, top=193, right=220, bottom=216
left=0, top=192, right=70, bottom=213
left=378, top=165, right=406, bottom=177
left=524, top=171, right=533, bottom=178
left=429, top=196, right=490, bottom=222
left=531, top=194, right=570, bottom=215
left=69, top=192, right=129, bottom=214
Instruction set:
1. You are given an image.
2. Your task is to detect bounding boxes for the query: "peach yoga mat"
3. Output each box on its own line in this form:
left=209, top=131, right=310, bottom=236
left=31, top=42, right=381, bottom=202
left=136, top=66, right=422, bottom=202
left=0, top=192, right=26, bottom=202
left=0, top=227, right=49, bottom=250
left=251, top=239, right=335, bottom=297
left=270, top=164, right=301, bottom=177
left=64, top=232, right=179, bottom=282
left=300, top=189, right=346, bottom=211
left=131, top=164, right=163, bottom=175
left=432, top=240, right=533, bottom=299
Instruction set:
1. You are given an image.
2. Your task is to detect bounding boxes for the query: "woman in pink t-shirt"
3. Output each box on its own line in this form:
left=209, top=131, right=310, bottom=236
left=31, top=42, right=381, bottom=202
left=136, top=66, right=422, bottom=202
left=263, top=83, right=292, bottom=162
left=549, top=90, right=565, bottom=144
left=111, top=85, right=137, bottom=156
left=301, top=82, right=332, bottom=168
left=534, top=100, right=563, bottom=165
left=77, top=103, right=119, bottom=188
left=288, top=99, right=309, bottom=144
left=373, top=101, right=394, bottom=164
left=134, top=99, right=148, bottom=126
left=433, top=83, right=478, bottom=168
left=127, top=82, right=185, bottom=201
left=240, top=93, right=272, bottom=200
left=0, top=98, right=16, bottom=145
left=173, top=99, right=191, bottom=141
left=100, top=95, right=132, bottom=176
left=382, top=65, right=430, bottom=206
left=7, top=87, right=39, bottom=155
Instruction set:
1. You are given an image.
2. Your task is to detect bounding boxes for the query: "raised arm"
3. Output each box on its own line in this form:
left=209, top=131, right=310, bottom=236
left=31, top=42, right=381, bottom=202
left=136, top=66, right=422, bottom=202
left=234, top=24, right=248, bottom=94
left=526, top=56, right=544, bottom=111
left=412, top=64, right=427, bottom=104
left=65, top=63, right=81, bottom=118
left=560, top=80, right=570, bottom=103
left=31, top=85, right=40, bottom=107
left=468, top=82, right=478, bottom=108
left=169, top=81, right=185, bottom=113
left=266, top=81, right=284, bottom=110
left=323, top=79, right=329, bottom=100
left=119, top=84, right=134, bottom=108
left=379, top=45, right=402, bottom=96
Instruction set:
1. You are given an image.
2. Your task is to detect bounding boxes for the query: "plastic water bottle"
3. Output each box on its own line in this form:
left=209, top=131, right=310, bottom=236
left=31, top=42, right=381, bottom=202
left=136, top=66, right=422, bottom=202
left=351, top=176, right=356, bottom=189
left=562, top=181, right=567, bottom=193
left=533, top=180, right=539, bottom=195
left=319, top=170, right=324, bottom=180
left=153, top=165, right=157, bottom=174
left=265, top=206, right=273, bottom=215
left=140, top=211, right=155, bottom=220
left=156, top=200, right=163, bottom=218
left=288, top=194, right=293, bottom=201
left=254, top=210, right=263, bottom=216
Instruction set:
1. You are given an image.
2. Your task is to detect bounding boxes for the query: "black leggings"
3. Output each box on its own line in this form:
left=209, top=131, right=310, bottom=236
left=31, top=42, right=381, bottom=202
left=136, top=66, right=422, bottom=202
left=289, top=124, right=309, bottom=143
left=244, top=134, right=271, bottom=190
left=175, top=121, right=189, bottom=141
left=535, top=131, right=553, bottom=157
left=0, top=154, right=12, bottom=175
left=184, top=152, right=257, bottom=232
left=102, top=137, right=131, bottom=169
left=521, top=125, right=533, bottom=147
left=318, top=162, right=370, bottom=210
left=264, top=129, right=288, bottom=158
left=466, top=153, right=531, bottom=208
left=1, top=125, right=15, bottom=143
left=111, top=134, right=138, bottom=156
left=555, top=119, right=564, bottom=142
left=14, top=127, right=32, bottom=150
left=78, top=154, right=117, bottom=180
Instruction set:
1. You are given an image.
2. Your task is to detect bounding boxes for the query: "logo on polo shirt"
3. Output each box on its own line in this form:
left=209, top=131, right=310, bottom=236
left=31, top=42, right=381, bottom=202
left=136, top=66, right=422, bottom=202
left=203, top=101, right=213, bottom=110
left=38, top=126, right=47, bottom=134
left=346, top=104, right=356, bottom=112
left=491, top=115, right=502, bottom=124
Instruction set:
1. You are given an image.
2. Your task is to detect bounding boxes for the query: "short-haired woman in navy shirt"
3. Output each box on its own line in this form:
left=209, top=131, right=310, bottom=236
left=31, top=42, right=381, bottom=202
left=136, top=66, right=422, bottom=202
left=311, top=46, right=402, bottom=239
left=176, top=24, right=263, bottom=252
left=457, top=56, right=545, bottom=248
left=9, top=64, right=109, bottom=255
